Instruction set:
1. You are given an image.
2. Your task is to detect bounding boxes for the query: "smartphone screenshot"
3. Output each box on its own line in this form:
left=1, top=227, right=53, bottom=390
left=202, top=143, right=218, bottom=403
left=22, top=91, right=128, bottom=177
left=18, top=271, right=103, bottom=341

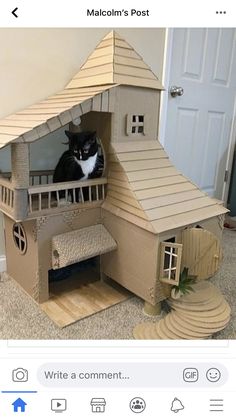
left=0, top=0, right=235, bottom=417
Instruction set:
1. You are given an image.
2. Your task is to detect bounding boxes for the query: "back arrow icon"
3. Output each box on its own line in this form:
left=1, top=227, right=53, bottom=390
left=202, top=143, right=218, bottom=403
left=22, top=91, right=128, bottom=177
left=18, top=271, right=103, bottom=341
left=12, top=7, right=18, bottom=18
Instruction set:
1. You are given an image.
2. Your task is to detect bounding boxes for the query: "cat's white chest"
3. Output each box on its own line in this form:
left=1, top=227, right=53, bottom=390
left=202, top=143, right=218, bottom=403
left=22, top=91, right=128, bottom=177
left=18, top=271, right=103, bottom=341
left=75, top=153, right=97, bottom=179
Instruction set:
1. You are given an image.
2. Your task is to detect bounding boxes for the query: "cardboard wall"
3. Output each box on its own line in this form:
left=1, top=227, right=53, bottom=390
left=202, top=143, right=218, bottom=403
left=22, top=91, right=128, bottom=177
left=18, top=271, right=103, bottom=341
left=37, top=207, right=101, bottom=302
left=111, top=86, right=160, bottom=143
left=101, top=209, right=167, bottom=305
left=4, top=216, right=39, bottom=299
left=4, top=207, right=101, bottom=303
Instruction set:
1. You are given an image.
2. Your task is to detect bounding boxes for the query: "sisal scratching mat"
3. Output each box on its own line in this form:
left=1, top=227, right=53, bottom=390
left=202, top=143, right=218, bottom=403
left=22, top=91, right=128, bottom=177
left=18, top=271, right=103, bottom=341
left=133, top=282, right=231, bottom=339
left=41, top=279, right=130, bottom=328
left=52, top=225, right=117, bottom=269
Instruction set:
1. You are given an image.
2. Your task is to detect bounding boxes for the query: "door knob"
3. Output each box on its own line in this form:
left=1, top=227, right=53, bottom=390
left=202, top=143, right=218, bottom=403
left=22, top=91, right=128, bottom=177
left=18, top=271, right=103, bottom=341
left=170, top=86, right=184, bottom=97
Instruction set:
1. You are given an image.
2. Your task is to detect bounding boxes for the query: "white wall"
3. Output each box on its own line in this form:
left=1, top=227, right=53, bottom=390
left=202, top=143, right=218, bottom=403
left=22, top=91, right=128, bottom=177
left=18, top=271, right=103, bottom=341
left=0, top=28, right=166, bottom=262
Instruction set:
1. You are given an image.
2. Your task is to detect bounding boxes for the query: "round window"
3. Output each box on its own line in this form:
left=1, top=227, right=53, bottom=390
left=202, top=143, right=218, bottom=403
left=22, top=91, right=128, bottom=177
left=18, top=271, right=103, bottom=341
left=13, top=223, right=27, bottom=255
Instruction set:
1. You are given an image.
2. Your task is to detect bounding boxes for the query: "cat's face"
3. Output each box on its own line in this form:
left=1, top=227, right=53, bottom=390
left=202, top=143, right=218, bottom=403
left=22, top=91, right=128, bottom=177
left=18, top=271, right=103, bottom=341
left=65, top=131, right=98, bottom=161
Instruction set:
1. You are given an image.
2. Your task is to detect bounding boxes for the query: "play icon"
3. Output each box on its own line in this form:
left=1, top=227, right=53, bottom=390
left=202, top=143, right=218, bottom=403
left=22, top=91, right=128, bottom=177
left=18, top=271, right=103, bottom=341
left=51, top=399, right=67, bottom=412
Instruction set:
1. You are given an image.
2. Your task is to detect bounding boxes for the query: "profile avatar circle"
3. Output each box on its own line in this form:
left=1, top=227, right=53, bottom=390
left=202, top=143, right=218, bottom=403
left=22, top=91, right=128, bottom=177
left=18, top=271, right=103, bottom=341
left=130, top=397, right=146, bottom=413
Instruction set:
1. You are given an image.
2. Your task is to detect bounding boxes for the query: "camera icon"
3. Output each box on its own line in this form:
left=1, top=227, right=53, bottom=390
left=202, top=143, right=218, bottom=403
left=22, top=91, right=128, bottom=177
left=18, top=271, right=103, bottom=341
left=12, top=368, right=28, bottom=382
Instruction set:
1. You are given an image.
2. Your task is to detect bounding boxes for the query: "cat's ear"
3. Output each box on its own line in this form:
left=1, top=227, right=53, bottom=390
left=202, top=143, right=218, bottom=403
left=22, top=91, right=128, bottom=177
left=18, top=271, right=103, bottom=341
left=90, top=131, right=97, bottom=143
left=65, top=130, right=73, bottom=140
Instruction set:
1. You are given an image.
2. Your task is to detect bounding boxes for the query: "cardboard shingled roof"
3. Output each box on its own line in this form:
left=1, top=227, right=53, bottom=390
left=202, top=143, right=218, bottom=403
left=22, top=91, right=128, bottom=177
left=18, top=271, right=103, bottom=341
left=102, top=141, right=228, bottom=234
left=0, top=83, right=116, bottom=150
left=0, top=30, right=163, bottom=150
left=66, top=30, right=164, bottom=90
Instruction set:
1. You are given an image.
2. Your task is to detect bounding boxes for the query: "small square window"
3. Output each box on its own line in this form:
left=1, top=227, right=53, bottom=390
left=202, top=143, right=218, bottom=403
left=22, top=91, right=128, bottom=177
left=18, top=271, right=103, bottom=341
left=126, top=114, right=145, bottom=136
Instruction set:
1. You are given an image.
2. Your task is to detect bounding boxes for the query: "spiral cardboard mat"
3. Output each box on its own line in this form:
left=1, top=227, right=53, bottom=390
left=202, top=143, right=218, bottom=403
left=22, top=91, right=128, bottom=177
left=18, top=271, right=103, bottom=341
left=133, top=282, right=231, bottom=340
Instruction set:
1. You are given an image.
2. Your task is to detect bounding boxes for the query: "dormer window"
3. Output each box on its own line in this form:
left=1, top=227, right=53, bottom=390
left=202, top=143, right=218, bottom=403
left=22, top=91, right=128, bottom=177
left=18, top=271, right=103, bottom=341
left=126, top=114, right=146, bottom=136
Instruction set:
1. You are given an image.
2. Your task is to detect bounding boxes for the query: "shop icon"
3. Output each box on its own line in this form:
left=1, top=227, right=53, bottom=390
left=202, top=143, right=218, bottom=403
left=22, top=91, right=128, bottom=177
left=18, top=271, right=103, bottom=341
left=91, top=398, right=106, bottom=413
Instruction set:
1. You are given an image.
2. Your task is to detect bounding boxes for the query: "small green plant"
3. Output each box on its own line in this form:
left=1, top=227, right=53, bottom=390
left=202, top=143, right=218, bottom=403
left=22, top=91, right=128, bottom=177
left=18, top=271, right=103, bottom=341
left=172, top=267, right=197, bottom=295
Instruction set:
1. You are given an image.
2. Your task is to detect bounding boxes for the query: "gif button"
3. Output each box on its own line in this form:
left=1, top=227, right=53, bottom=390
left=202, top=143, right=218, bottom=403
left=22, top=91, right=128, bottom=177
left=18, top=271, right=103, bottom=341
left=183, top=368, right=199, bottom=382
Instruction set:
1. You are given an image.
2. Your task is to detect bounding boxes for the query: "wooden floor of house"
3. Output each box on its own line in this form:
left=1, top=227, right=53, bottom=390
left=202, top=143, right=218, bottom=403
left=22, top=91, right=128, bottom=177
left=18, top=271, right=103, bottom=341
left=40, top=273, right=130, bottom=327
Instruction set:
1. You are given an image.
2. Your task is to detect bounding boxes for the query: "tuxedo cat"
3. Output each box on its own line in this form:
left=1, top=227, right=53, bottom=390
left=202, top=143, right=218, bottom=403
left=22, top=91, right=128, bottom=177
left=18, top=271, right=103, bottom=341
left=53, top=130, right=102, bottom=202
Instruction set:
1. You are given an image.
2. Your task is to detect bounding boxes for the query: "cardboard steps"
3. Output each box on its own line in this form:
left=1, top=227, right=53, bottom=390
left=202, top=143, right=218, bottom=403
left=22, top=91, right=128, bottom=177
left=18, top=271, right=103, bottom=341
left=164, top=315, right=204, bottom=339
left=133, top=282, right=231, bottom=340
left=169, top=296, right=224, bottom=312
left=177, top=313, right=231, bottom=328
left=172, top=312, right=230, bottom=334
left=175, top=303, right=231, bottom=319
left=170, top=314, right=211, bottom=337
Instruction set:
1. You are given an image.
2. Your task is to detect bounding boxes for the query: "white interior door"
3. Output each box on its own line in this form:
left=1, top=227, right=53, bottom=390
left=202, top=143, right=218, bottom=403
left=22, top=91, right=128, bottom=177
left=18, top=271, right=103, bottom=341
left=164, top=28, right=236, bottom=199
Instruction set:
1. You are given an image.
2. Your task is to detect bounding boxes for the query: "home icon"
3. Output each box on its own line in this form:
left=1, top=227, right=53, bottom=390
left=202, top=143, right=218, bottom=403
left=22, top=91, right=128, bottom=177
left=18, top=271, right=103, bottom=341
left=90, top=398, right=106, bottom=413
left=12, top=397, right=27, bottom=412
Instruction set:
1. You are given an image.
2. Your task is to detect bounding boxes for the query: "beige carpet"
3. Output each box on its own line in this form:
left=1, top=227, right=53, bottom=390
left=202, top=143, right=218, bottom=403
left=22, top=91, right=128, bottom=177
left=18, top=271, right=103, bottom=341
left=0, top=228, right=235, bottom=339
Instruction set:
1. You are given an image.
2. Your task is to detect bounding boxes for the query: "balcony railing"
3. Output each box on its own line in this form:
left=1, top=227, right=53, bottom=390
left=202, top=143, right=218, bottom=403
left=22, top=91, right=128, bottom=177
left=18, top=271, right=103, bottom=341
left=1, top=170, right=54, bottom=186
left=0, top=171, right=107, bottom=220
left=30, top=170, right=54, bottom=186
left=0, top=177, right=15, bottom=217
left=28, top=177, right=107, bottom=215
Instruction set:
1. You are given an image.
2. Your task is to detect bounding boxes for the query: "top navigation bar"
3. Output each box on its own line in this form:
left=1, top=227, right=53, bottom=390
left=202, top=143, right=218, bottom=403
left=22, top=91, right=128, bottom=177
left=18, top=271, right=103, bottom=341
left=0, top=0, right=235, bottom=27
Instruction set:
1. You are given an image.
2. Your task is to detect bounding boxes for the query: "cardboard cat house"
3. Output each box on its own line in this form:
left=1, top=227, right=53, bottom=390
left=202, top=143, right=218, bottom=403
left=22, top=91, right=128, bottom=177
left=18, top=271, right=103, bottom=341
left=0, top=30, right=228, bottom=327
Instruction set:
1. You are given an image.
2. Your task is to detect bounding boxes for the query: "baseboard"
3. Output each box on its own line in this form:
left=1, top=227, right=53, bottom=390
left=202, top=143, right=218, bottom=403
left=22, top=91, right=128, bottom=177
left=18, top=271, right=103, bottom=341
left=0, top=255, right=6, bottom=272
